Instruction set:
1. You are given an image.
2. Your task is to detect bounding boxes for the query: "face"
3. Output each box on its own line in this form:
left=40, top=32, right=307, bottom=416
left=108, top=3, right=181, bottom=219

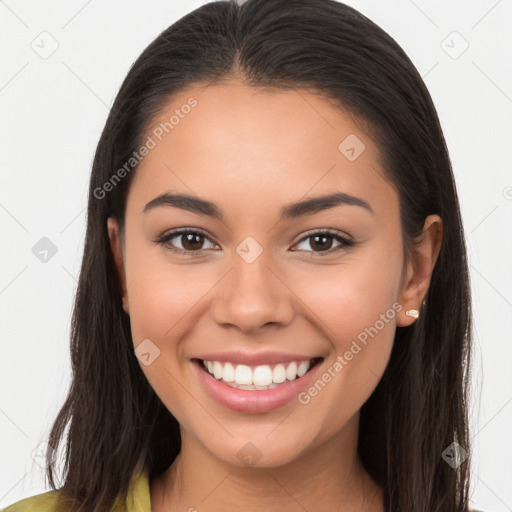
left=108, top=80, right=441, bottom=469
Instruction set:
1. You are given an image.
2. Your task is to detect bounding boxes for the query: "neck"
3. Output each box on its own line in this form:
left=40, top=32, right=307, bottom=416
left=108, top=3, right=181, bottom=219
left=150, top=415, right=384, bottom=512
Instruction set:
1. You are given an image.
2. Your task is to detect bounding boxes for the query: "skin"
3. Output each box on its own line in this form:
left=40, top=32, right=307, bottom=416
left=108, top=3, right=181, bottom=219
left=108, top=79, right=443, bottom=512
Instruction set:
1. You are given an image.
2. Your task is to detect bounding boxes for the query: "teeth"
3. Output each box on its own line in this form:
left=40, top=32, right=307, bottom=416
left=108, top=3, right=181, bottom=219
left=225, top=382, right=280, bottom=390
left=202, top=358, right=315, bottom=386
left=272, top=364, right=286, bottom=383
left=234, top=364, right=252, bottom=385
left=213, top=361, right=223, bottom=379
left=253, top=365, right=273, bottom=386
left=286, top=362, right=297, bottom=381
left=297, top=361, right=310, bottom=377
left=222, top=362, right=235, bottom=382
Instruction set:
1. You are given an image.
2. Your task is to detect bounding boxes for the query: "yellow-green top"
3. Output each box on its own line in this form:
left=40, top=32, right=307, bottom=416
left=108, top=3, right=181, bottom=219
left=2, top=467, right=151, bottom=512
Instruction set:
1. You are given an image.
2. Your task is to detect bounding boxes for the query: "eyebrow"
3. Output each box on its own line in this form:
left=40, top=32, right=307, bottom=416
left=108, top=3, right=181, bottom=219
left=143, top=191, right=374, bottom=221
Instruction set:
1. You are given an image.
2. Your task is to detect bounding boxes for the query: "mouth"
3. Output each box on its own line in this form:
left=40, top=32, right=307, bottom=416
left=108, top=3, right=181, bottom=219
left=192, top=357, right=324, bottom=391
left=192, top=355, right=326, bottom=413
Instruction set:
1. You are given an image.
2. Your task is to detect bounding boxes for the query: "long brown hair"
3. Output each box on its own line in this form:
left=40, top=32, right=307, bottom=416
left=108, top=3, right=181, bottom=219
left=44, top=1, right=472, bottom=510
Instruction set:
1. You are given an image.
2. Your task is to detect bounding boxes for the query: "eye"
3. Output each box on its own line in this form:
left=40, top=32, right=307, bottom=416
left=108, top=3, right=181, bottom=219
left=292, top=229, right=354, bottom=255
left=154, top=228, right=218, bottom=254
left=154, top=228, right=355, bottom=256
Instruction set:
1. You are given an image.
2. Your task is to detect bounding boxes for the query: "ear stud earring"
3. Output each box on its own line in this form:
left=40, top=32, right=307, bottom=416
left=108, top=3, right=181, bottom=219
left=405, top=309, right=419, bottom=319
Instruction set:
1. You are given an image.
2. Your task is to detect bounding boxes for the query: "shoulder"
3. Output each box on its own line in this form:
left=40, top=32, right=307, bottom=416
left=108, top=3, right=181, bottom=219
left=1, top=489, right=64, bottom=511
left=2, top=466, right=151, bottom=512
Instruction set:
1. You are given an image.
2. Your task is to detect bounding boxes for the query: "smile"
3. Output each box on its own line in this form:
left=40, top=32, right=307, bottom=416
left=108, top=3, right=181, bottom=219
left=192, top=356, right=325, bottom=413
left=201, top=358, right=322, bottom=390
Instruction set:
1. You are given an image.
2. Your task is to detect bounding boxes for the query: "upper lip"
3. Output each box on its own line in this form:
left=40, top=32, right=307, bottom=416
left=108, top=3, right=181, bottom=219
left=194, top=351, right=323, bottom=366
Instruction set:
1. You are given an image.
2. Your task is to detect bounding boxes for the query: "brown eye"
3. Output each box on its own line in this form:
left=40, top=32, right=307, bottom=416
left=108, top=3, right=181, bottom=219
left=155, top=229, right=217, bottom=254
left=293, top=230, right=354, bottom=254
left=308, top=234, right=334, bottom=251
left=179, top=232, right=205, bottom=251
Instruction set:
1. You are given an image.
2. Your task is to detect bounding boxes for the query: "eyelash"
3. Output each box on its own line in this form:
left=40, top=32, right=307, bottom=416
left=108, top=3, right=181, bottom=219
left=153, top=228, right=355, bottom=257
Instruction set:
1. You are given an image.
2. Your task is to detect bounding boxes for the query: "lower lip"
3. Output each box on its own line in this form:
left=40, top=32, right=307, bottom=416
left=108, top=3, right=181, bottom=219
left=192, top=358, right=323, bottom=413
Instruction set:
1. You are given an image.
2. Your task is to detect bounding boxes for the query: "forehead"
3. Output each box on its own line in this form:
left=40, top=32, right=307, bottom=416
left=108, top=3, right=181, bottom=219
left=128, top=81, right=397, bottom=219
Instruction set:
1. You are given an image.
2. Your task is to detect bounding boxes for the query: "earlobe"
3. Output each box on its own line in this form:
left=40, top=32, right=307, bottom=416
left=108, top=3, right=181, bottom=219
left=397, top=214, right=443, bottom=327
left=107, top=217, right=129, bottom=315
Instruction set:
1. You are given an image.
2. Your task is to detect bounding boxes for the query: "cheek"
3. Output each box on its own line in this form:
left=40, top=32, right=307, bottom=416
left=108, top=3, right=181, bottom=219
left=127, top=262, right=215, bottom=345
left=123, top=246, right=219, bottom=423
left=290, top=250, right=401, bottom=420
left=289, top=248, right=402, bottom=344
left=123, top=227, right=216, bottom=343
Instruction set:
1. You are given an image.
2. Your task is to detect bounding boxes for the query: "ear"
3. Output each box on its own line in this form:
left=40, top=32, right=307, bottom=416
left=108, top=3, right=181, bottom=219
left=397, top=214, right=443, bottom=327
left=107, top=217, right=129, bottom=315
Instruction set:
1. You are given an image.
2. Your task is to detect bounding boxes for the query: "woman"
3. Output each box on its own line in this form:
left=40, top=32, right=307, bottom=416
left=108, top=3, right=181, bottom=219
left=4, top=0, right=482, bottom=510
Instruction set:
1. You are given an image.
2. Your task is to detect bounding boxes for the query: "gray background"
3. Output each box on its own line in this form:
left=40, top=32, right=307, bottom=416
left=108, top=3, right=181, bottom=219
left=1, top=0, right=511, bottom=510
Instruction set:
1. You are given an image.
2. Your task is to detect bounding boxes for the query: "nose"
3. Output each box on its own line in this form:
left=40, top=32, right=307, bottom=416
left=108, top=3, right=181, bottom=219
left=211, top=251, right=295, bottom=334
